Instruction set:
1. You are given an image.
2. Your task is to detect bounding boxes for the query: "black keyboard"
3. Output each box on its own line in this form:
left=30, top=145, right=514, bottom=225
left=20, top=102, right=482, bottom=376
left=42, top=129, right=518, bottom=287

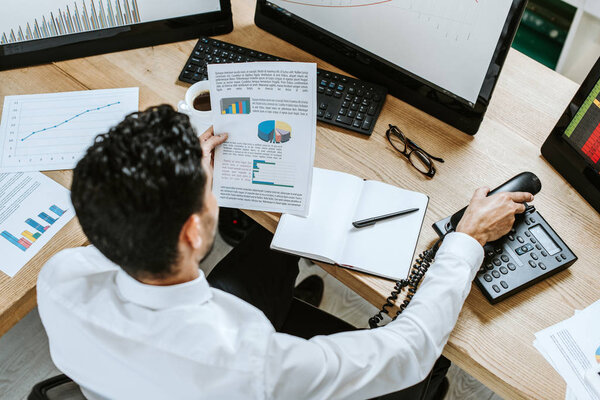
left=178, top=37, right=387, bottom=135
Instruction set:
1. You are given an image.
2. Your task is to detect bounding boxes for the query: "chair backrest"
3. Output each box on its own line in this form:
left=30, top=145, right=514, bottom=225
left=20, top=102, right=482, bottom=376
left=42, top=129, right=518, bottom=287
left=29, top=374, right=86, bottom=400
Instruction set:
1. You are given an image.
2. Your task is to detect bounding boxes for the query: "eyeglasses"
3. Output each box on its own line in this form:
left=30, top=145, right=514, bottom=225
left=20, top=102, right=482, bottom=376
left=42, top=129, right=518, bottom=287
left=386, top=124, right=444, bottom=178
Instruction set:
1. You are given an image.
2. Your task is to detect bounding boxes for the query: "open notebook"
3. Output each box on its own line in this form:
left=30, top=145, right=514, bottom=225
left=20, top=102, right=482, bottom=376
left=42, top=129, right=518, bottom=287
left=271, top=168, right=429, bottom=280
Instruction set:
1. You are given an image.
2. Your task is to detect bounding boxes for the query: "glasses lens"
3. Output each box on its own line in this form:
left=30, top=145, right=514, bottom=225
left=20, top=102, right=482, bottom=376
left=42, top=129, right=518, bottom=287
left=409, top=150, right=434, bottom=175
left=387, top=128, right=407, bottom=153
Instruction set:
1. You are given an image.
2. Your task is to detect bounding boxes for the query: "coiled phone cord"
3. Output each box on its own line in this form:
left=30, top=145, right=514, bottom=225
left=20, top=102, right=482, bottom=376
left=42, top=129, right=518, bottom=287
left=368, top=235, right=446, bottom=329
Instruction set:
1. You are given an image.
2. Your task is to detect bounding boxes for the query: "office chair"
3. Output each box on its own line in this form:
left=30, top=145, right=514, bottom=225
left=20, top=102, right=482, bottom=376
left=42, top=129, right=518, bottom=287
left=29, top=374, right=85, bottom=400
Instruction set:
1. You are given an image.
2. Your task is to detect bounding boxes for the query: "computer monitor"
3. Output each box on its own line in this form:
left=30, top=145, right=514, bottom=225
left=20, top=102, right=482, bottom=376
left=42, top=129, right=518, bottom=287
left=542, top=56, right=600, bottom=214
left=0, top=0, right=232, bottom=71
left=255, top=0, right=526, bottom=135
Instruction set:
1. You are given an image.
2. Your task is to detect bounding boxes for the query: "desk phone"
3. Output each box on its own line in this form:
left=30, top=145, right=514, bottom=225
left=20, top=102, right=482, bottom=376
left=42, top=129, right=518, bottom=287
left=433, top=173, right=577, bottom=303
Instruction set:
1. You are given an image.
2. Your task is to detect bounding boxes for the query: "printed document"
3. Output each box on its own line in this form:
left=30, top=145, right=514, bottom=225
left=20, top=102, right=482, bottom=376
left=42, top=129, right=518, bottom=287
left=208, top=62, right=317, bottom=216
left=0, top=172, right=75, bottom=277
left=534, top=299, right=600, bottom=400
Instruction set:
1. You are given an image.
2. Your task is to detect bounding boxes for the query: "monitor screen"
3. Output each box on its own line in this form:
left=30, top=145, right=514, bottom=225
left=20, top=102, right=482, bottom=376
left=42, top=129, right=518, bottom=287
left=266, top=0, right=513, bottom=105
left=1, top=0, right=221, bottom=45
left=562, top=77, right=600, bottom=174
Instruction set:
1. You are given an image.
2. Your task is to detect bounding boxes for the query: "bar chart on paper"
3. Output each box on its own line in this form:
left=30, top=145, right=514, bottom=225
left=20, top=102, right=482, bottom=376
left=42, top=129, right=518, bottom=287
left=1, top=204, right=66, bottom=252
left=0, top=172, right=74, bottom=277
left=0, top=87, right=138, bottom=172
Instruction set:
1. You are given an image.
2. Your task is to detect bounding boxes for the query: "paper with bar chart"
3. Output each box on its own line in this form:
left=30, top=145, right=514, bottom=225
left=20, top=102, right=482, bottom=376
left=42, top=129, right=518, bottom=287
left=0, top=0, right=220, bottom=45
left=0, top=87, right=138, bottom=172
left=271, top=0, right=513, bottom=104
left=564, top=78, right=600, bottom=173
left=0, top=172, right=74, bottom=277
left=209, top=62, right=317, bottom=216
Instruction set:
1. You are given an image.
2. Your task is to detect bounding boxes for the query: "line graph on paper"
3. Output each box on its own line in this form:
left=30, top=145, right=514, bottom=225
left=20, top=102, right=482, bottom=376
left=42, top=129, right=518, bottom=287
left=0, top=88, right=138, bottom=172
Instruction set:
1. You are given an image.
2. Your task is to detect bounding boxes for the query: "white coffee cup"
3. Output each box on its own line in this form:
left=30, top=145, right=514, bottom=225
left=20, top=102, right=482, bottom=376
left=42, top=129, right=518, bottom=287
left=177, top=80, right=213, bottom=135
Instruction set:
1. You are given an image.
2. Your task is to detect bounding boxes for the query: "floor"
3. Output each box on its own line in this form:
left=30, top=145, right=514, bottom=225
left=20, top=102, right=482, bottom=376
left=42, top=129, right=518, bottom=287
left=0, top=231, right=502, bottom=400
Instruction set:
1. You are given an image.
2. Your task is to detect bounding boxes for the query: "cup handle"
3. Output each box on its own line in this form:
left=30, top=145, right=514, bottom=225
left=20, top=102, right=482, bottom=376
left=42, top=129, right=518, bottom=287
left=177, top=100, right=189, bottom=112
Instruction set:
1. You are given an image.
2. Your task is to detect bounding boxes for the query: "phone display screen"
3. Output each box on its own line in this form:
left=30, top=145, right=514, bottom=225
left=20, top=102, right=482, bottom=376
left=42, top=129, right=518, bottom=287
left=530, top=225, right=561, bottom=256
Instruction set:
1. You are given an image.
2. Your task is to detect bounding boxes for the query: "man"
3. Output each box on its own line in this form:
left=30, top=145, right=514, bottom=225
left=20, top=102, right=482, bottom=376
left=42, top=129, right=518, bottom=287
left=38, top=105, right=534, bottom=400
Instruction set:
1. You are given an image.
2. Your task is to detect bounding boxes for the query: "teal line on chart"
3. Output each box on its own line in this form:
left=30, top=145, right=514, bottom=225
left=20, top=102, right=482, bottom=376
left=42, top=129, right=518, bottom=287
left=20, top=101, right=120, bottom=141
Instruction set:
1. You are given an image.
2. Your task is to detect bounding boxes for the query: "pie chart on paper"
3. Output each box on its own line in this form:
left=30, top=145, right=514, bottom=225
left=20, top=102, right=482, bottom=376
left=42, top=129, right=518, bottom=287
left=258, top=120, right=292, bottom=143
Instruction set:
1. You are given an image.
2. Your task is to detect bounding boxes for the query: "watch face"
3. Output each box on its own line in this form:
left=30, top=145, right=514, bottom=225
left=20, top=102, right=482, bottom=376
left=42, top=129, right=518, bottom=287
left=562, top=77, right=600, bottom=174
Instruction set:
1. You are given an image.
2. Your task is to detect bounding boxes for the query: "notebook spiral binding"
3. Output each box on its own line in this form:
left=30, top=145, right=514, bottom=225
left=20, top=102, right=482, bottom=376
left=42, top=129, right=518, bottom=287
left=368, top=235, right=447, bottom=329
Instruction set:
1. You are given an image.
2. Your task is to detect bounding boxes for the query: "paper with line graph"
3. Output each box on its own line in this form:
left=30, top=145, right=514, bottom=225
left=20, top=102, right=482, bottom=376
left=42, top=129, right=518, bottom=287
left=0, top=87, right=138, bottom=172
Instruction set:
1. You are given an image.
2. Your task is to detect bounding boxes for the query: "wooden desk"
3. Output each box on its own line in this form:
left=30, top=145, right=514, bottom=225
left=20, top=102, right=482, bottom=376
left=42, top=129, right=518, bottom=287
left=1, top=1, right=599, bottom=398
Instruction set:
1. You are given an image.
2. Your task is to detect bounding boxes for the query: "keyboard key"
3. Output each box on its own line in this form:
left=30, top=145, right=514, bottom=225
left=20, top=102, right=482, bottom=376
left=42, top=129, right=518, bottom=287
left=495, top=247, right=503, bottom=254
left=508, top=235, right=514, bottom=241
left=328, top=82, right=336, bottom=89
left=361, top=120, right=371, bottom=130
left=365, top=91, right=373, bottom=99
left=345, top=94, right=353, bottom=101
left=361, top=99, right=371, bottom=106
left=561, top=254, right=566, bottom=260
left=353, top=97, right=361, bottom=104
left=493, top=259, right=501, bottom=266
left=524, top=231, right=530, bottom=237
left=515, top=248, right=524, bottom=256
left=347, top=110, right=356, bottom=118
left=530, top=238, right=536, bottom=244
left=334, top=91, right=342, bottom=98
left=356, top=113, right=364, bottom=121
left=367, top=106, right=377, bottom=116
left=539, top=262, right=547, bottom=270
left=353, top=120, right=361, bottom=128
left=492, top=270, right=500, bottom=278
left=492, top=285, right=500, bottom=293
left=336, top=115, right=353, bottom=125
left=500, top=281, right=508, bottom=289
left=485, top=263, right=493, bottom=271
left=325, top=89, right=333, bottom=96
left=517, top=236, right=524, bottom=243
left=325, top=112, right=333, bottom=120
left=319, top=103, right=328, bottom=110
left=359, top=105, right=368, bottom=113
left=317, top=110, right=324, bottom=117
left=337, top=84, right=345, bottom=91
left=501, top=255, right=509, bottom=262
left=339, top=108, right=347, bottom=116
left=348, top=87, right=356, bottom=95
left=529, top=260, right=536, bottom=268
left=531, top=253, right=538, bottom=260
left=374, top=93, right=382, bottom=101
left=342, top=101, right=350, bottom=108
left=556, top=256, right=561, bottom=262
left=317, top=87, right=325, bottom=94
left=320, top=80, right=328, bottom=87
left=507, top=263, right=516, bottom=271
left=541, top=250, right=547, bottom=257
left=500, top=266, right=508, bottom=275
left=350, top=103, right=359, bottom=111
left=484, top=274, right=492, bottom=282
left=357, top=89, right=365, bottom=96
left=324, top=72, right=331, bottom=78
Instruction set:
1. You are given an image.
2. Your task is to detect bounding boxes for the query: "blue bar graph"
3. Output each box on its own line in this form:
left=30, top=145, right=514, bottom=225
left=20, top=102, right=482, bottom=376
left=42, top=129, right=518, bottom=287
left=1, top=231, right=27, bottom=251
left=26, top=218, right=46, bottom=233
left=38, top=212, right=57, bottom=224
left=50, top=205, right=65, bottom=216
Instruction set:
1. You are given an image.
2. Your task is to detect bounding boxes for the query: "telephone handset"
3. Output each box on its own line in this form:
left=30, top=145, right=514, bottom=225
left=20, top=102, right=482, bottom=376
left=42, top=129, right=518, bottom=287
left=447, top=172, right=542, bottom=231
left=433, top=172, right=576, bottom=303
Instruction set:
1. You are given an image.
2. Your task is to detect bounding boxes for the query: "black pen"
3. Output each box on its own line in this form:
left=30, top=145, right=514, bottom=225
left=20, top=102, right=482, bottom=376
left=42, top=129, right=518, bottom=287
left=352, top=208, right=419, bottom=229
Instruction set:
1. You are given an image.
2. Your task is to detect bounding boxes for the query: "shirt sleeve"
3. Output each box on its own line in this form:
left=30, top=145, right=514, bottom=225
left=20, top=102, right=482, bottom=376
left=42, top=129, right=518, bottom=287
left=264, top=232, right=484, bottom=400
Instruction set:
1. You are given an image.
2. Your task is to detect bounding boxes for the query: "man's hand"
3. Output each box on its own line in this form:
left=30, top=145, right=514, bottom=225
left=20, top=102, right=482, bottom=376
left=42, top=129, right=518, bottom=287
left=456, top=187, right=534, bottom=246
left=199, top=126, right=228, bottom=173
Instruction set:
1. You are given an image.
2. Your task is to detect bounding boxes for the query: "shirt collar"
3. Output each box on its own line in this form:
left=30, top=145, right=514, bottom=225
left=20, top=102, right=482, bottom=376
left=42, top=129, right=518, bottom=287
left=115, top=268, right=212, bottom=310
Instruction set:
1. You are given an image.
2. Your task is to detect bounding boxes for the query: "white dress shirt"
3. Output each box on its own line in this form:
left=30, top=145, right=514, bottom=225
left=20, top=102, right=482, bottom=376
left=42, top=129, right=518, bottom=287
left=37, top=232, right=483, bottom=400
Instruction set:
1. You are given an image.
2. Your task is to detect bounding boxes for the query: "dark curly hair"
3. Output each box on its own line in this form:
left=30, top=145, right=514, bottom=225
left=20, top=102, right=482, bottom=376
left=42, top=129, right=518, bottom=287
left=71, top=104, right=206, bottom=278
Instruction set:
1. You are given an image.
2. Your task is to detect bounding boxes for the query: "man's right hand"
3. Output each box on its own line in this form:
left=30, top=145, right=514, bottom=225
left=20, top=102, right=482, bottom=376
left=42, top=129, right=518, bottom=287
left=456, top=187, right=534, bottom=247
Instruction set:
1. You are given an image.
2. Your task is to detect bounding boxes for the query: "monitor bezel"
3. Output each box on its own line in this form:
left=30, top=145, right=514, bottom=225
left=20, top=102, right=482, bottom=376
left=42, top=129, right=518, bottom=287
left=0, top=0, right=233, bottom=71
left=541, top=56, right=600, bottom=214
left=255, top=0, right=526, bottom=135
